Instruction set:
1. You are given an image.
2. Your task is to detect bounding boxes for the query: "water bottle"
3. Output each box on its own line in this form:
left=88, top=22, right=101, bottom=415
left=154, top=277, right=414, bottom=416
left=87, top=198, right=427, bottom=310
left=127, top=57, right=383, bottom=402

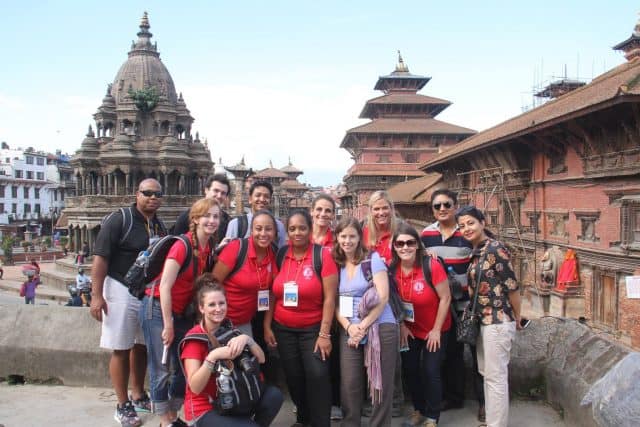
left=217, top=372, right=235, bottom=410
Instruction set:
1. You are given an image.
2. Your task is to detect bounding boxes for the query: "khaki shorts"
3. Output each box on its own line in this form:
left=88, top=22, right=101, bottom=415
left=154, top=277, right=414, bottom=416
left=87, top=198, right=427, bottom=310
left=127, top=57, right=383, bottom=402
left=99, top=276, right=145, bottom=350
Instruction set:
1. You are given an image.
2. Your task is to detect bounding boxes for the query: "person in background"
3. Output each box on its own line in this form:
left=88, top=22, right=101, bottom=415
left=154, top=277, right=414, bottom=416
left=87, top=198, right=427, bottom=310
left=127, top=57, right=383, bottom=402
left=224, top=180, right=287, bottom=248
left=264, top=209, right=338, bottom=427
left=172, top=174, right=231, bottom=242
left=181, top=275, right=283, bottom=426
left=90, top=178, right=167, bottom=427
left=23, top=274, right=40, bottom=304
left=391, top=223, right=451, bottom=427
left=0, top=258, right=4, bottom=279
left=140, top=198, right=220, bottom=427
left=333, top=217, right=397, bottom=427
left=421, top=189, right=485, bottom=422
left=76, top=268, right=92, bottom=306
left=456, top=206, right=522, bottom=427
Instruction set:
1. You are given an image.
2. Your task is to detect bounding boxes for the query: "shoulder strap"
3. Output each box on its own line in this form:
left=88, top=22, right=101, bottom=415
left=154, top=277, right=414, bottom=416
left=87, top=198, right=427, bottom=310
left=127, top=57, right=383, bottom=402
left=276, top=245, right=289, bottom=270
left=237, top=214, right=248, bottom=238
left=228, top=238, right=249, bottom=279
left=175, top=235, right=195, bottom=275
left=312, top=244, right=323, bottom=281
left=361, top=257, right=373, bottom=285
left=421, top=256, right=438, bottom=295
left=118, top=207, right=133, bottom=246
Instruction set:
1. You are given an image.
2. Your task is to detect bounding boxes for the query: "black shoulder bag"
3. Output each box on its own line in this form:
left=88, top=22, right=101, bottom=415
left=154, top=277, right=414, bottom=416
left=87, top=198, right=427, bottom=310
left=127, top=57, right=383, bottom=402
left=455, top=253, right=486, bottom=346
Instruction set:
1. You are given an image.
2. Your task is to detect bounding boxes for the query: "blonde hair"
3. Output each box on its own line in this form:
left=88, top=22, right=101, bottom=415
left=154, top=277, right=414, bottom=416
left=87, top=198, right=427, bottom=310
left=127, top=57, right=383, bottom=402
left=365, top=190, right=397, bottom=249
left=188, top=198, right=221, bottom=260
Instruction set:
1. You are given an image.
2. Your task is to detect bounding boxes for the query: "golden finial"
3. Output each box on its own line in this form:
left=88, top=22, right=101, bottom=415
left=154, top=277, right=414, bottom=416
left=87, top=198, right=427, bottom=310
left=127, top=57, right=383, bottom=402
left=395, top=50, right=409, bottom=72
left=140, top=11, right=150, bottom=29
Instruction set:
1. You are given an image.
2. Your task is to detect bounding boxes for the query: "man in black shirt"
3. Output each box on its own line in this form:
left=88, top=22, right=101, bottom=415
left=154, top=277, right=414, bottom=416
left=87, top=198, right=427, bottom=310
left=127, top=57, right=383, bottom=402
left=171, top=173, right=230, bottom=242
left=90, top=178, right=167, bottom=427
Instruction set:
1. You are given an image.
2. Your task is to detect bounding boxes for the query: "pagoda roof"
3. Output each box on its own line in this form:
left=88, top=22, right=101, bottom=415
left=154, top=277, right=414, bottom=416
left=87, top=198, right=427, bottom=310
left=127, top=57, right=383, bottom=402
left=280, top=159, right=303, bottom=174
left=254, top=167, right=288, bottom=179
left=281, top=179, right=307, bottom=189
left=387, top=173, right=442, bottom=204
left=359, top=93, right=451, bottom=118
left=421, top=57, right=640, bottom=170
left=341, top=118, right=476, bottom=147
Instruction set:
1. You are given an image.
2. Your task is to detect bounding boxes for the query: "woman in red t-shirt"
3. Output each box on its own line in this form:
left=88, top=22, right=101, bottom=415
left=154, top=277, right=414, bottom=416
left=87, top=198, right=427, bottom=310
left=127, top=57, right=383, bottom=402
left=181, top=275, right=283, bottom=426
left=391, top=222, right=452, bottom=427
left=212, top=210, right=278, bottom=338
left=311, top=193, right=335, bottom=250
left=264, top=209, right=338, bottom=427
left=363, top=191, right=398, bottom=266
left=139, top=198, right=220, bottom=427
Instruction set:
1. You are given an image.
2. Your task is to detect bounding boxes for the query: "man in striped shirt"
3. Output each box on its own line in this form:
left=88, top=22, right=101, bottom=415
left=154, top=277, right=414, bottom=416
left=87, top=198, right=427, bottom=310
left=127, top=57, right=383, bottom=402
left=421, top=189, right=485, bottom=423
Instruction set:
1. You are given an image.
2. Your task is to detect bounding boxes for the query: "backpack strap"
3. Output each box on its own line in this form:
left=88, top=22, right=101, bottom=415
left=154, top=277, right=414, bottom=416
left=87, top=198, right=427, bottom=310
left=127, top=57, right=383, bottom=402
left=118, top=207, right=133, bottom=246
left=312, top=244, right=323, bottom=281
left=237, top=214, right=248, bottom=238
left=228, top=238, right=249, bottom=279
left=361, top=257, right=373, bottom=286
left=176, top=235, right=195, bottom=275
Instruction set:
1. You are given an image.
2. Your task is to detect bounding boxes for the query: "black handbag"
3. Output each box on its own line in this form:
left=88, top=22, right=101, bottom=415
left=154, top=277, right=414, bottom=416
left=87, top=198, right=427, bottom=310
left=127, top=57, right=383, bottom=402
left=455, top=254, right=486, bottom=345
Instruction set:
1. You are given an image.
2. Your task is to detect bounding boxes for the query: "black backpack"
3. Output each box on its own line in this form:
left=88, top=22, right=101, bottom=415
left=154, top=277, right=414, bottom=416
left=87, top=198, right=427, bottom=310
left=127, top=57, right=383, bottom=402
left=101, top=207, right=135, bottom=246
left=179, top=319, right=264, bottom=416
left=226, top=238, right=278, bottom=280
left=124, top=235, right=194, bottom=299
left=275, top=244, right=323, bottom=280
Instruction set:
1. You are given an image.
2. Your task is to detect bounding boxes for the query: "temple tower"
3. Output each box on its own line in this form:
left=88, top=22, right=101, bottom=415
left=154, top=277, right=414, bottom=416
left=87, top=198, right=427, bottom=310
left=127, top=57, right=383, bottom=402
left=339, top=53, right=475, bottom=218
left=64, top=12, right=213, bottom=251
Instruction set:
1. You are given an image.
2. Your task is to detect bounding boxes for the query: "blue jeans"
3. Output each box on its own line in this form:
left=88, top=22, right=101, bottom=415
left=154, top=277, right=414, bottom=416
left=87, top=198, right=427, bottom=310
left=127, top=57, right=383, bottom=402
left=139, top=296, right=192, bottom=415
left=194, top=384, right=284, bottom=427
left=401, top=330, right=449, bottom=422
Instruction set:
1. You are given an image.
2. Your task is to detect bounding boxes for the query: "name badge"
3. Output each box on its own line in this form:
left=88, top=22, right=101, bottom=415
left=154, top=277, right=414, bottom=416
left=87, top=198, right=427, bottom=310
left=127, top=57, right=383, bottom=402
left=339, top=295, right=354, bottom=318
left=283, top=281, right=298, bottom=307
left=402, top=301, right=415, bottom=323
left=257, top=289, right=270, bottom=311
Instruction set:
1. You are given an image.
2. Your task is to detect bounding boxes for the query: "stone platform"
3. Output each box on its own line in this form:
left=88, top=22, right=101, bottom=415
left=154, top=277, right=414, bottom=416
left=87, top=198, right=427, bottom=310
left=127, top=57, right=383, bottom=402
left=39, top=256, right=92, bottom=291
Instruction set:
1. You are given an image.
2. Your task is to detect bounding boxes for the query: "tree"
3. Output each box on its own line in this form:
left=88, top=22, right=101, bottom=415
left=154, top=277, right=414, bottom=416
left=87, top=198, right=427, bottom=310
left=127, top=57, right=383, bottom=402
left=1, top=235, right=15, bottom=263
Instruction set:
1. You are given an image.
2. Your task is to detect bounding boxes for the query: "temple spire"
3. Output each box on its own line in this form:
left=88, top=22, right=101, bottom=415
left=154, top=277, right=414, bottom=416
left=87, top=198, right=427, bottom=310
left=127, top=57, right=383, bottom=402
left=613, top=13, right=640, bottom=61
left=395, top=50, right=409, bottom=73
left=130, top=11, right=158, bottom=56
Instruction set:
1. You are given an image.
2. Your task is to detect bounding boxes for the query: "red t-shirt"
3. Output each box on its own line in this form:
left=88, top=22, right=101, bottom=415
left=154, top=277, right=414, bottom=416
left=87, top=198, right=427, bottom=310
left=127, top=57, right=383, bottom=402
left=272, top=244, right=338, bottom=328
left=145, top=232, right=211, bottom=314
left=218, top=238, right=277, bottom=325
left=312, top=228, right=334, bottom=250
left=363, top=226, right=392, bottom=266
left=395, top=259, right=451, bottom=340
left=180, top=324, right=216, bottom=422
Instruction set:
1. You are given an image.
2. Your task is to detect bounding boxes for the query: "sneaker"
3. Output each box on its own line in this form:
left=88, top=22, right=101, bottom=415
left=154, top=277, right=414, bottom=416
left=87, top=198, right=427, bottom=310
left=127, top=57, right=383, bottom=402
left=130, top=392, right=151, bottom=413
left=114, top=401, right=142, bottom=427
left=330, top=405, right=343, bottom=420
left=169, top=418, right=188, bottom=427
left=402, top=410, right=426, bottom=427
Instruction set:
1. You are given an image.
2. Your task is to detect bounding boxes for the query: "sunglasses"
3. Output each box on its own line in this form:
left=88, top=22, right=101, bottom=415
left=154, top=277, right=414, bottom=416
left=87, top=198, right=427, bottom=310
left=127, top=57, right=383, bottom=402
left=433, top=202, right=453, bottom=210
left=139, top=190, right=163, bottom=198
left=393, top=239, right=418, bottom=249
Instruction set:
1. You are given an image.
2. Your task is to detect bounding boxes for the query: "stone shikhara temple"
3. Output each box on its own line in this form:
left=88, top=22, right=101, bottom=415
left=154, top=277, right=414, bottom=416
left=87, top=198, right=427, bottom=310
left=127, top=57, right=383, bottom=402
left=64, top=12, right=212, bottom=251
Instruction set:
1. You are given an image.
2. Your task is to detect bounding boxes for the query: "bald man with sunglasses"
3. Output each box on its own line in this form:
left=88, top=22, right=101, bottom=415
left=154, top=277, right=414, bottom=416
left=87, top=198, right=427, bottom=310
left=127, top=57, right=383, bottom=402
left=91, top=178, right=168, bottom=427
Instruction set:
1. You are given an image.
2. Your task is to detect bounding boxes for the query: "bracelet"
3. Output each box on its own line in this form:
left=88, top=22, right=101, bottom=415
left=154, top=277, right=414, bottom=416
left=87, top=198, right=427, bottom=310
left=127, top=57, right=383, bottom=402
left=318, top=331, right=331, bottom=339
left=203, top=359, right=216, bottom=372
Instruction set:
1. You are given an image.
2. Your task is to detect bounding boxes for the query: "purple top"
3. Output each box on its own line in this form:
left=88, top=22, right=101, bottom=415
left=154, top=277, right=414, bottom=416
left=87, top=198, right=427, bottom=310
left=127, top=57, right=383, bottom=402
left=24, top=278, right=39, bottom=298
left=339, top=251, right=395, bottom=325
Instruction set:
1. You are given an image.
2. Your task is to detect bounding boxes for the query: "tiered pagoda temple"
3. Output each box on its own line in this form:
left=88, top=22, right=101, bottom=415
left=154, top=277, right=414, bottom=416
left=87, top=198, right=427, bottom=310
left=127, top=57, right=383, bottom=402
left=64, top=12, right=213, bottom=252
left=339, top=53, right=475, bottom=218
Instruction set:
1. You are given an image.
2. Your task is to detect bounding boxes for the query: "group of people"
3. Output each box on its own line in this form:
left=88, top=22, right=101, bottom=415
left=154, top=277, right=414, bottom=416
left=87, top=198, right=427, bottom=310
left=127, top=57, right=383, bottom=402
left=89, top=174, right=522, bottom=427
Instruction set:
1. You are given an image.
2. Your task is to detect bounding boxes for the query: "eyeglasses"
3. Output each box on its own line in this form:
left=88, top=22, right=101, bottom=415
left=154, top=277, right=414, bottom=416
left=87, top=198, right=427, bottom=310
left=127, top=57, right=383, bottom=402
left=139, top=190, right=163, bottom=198
left=393, top=239, right=418, bottom=249
left=432, top=202, right=453, bottom=210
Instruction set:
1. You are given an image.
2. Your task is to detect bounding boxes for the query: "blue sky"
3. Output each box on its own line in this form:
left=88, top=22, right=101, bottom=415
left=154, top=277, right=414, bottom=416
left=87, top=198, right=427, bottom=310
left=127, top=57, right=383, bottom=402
left=0, top=1, right=637, bottom=186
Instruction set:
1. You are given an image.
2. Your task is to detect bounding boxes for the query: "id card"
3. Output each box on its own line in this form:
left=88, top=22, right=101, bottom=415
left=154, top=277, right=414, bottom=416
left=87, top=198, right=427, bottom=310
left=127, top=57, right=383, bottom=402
left=339, top=295, right=354, bottom=318
left=283, top=281, right=299, bottom=307
left=402, top=301, right=415, bottom=323
left=257, top=289, right=270, bottom=311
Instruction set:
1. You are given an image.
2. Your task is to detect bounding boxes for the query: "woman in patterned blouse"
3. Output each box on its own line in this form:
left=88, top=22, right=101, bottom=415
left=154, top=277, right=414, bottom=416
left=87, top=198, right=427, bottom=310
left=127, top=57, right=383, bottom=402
left=455, top=206, right=522, bottom=427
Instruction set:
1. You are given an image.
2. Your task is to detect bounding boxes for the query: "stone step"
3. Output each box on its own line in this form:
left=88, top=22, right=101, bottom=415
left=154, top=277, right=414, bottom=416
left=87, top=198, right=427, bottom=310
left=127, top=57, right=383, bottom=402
left=40, top=270, right=76, bottom=291
left=54, top=257, right=93, bottom=275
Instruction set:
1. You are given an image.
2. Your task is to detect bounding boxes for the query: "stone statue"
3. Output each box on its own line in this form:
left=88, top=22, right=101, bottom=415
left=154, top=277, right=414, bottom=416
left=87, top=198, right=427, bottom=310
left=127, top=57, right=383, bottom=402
left=540, top=246, right=560, bottom=289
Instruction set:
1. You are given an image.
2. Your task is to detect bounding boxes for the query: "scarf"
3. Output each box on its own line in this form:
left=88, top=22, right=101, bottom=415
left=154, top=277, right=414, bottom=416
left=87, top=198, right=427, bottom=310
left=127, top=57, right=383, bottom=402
left=358, top=286, right=382, bottom=405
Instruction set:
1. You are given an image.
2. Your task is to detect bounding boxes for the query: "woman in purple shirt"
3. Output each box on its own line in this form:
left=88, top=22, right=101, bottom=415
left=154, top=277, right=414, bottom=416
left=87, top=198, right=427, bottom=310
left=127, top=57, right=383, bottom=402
left=332, top=217, right=398, bottom=427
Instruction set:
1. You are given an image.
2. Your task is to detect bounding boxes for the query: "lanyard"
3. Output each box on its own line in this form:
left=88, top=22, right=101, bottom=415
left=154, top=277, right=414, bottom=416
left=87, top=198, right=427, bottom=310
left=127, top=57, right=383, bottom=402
left=285, top=246, right=307, bottom=284
left=399, top=268, right=415, bottom=302
left=251, top=253, right=272, bottom=290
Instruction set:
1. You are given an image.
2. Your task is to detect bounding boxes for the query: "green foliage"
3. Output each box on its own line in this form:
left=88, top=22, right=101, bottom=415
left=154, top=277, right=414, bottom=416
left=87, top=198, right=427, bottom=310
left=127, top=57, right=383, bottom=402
left=128, top=86, right=159, bottom=112
left=1, top=235, right=15, bottom=262
left=43, top=236, right=52, bottom=247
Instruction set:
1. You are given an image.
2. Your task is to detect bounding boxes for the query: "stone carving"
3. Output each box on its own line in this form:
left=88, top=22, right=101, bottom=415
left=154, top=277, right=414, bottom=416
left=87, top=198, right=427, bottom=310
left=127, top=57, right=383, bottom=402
left=540, top=247, right=559, bottom=289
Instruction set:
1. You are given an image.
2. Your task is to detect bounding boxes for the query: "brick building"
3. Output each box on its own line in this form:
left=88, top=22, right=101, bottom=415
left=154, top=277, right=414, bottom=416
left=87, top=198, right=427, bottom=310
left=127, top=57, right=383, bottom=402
left=421, top=20, right=640, bottom=349
left=339, top=53, right=475, bottom=219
